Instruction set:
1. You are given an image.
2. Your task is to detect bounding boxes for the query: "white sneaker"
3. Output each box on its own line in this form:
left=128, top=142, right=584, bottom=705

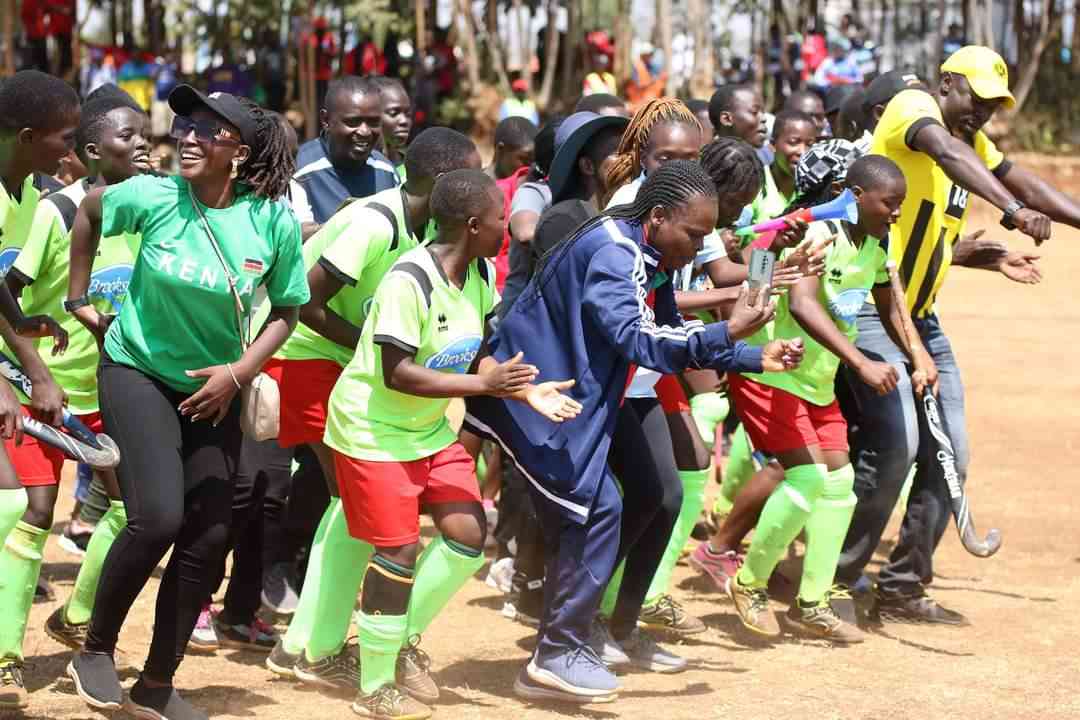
left=188, top=605, right=219, bottom=652
left=485, top=557, right=514, bottom=594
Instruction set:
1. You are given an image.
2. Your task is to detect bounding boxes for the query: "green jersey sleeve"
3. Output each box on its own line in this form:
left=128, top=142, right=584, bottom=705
left=371, top=271, right=425, bottom=354
left=101, top=175, right=154, bottom=238
left=318, top=206, right=394, bottom=285
left=264, top=208, right=310, bottom=308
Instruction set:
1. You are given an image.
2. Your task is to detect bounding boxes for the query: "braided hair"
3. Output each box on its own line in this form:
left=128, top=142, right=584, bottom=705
left=699, top=137, right=764, bottom=200
left=536, top=159, right=716, bottom=278
left=603, top=98, right=701, bottom=206
left=236, top=97, right=294, bottom=200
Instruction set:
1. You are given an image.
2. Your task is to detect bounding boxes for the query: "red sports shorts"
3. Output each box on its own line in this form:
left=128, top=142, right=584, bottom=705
left=335, top=442, right=481, bottom=546
left=728, top=373, right=848, bottom=455
left=263, top=357, right=343, bottom=447
left=5, top=409, right=103, bottom=486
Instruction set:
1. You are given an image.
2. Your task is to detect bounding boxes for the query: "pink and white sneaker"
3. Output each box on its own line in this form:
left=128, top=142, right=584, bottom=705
left=688, top=542, right=744, bottom=593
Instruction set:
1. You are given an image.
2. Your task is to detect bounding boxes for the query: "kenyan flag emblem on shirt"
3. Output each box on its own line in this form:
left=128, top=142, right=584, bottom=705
left=242, top=258, right=264, bottom=276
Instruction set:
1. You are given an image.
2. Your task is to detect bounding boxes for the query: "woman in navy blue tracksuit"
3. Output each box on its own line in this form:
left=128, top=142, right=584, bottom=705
left=465, top=160, right=803, bottom=703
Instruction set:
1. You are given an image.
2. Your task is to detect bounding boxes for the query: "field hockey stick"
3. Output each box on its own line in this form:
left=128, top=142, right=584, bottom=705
left=885, top=261, right=1001, bottom=558
left=0, top=352, right=121, bottom=469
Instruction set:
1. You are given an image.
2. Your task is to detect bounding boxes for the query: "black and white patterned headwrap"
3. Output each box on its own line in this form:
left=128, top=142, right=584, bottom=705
left=795, top=138, right=864, bottom=198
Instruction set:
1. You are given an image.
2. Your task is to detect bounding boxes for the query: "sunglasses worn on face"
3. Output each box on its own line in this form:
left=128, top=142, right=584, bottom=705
left=170, top=115, right=240, bottom=146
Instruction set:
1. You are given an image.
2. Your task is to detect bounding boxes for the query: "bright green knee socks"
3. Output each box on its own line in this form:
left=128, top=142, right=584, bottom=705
left=358, top=557, right=413, bottom=695
left=645, top=466, right=712, bottom=606
left=282, top=499, right=373, bottom=658
left=66, top=500, right=126, bottom=625
left=799, top=464, right=856, bottom=604
left=0, top=488, right=28, bottom=546
left=715, top=425, right=755, bottom=516
left=690, top=394, right=729, bottom=453
left=737, top=464, right=827, bottom=590
left=406, top=537, right=484, bottom=638
left=0, top=520, right=49, bottom=661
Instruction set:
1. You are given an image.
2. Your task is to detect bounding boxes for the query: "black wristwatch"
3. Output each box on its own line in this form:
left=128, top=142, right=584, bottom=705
left=63, top=295, right=90, bottom=313
left=1000, top=200, right=1025, bottom=230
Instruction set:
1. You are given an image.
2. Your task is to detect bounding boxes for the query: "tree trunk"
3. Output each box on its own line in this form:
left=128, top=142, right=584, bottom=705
left=1008, top=0, right=1059, bottom=116
left=932, top=0, right=946, bottom=82
left=455, top=0, right=482, bottom=90
left=516, top=2, right=533, bottom=92
left=536, top=2, right=560, bottom=110
left=559, top=0, right=579, bottom=106
left=613, top=0, right=632, bottom=91
left=688, top=0, right=712, bottom=99
left=656, top=0, right=674, bottom=95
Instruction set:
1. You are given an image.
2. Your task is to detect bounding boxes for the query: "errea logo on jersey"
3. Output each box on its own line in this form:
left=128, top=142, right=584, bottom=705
left=0, top=247, right=19, bottom=277
left=425, top=335, right=482, bottom=374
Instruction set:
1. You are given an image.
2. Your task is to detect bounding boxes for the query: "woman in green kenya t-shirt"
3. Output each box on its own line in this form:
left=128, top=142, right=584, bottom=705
left=65, top=86, right=310, bottom=720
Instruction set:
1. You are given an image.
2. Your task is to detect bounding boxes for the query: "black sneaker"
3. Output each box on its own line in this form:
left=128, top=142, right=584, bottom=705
left=265, top=637, right=300, bottom=678
left=213, top=613, right=277, bottom=652
left=874, top=587, right=969, bottom=626
left=46, top=605, right=88, bottom=650
left=294, top=645, right=361, bottom=694
left=59, top=524, right=92, bottom=557
left=34, top=576, right=55, bottom=604
left=126, top=677, right=208, bottom=720
left=68, top=651, right=123, bottom=710
left=0, top=660, right=28, bottom=710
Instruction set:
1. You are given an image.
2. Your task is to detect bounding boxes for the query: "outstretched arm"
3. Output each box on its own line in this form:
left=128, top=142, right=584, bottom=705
left=999, top=163, right=1080, bottom=230
left=910, top=123, right=1051, bottom=242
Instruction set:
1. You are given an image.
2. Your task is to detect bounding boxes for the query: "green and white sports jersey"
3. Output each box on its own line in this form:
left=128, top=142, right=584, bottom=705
left=4, top=180, right=140, bottom=414
left=750, top=165, right=796, bottom=225
left=324, top=247, right=499, bottom=462
left=743, top=220, right=888, bottom=406
left=277, top=186, right=432, bottom=367
left=102, top=174, right=310, bottom=394
left=0, top=175, right=42, bottom=276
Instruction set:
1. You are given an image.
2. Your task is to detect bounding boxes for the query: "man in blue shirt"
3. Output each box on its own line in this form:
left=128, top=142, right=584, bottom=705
left=293, top=76, right=399, bottom=231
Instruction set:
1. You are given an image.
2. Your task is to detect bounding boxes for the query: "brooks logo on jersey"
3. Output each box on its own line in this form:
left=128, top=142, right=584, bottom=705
left=425, top=335, right=482, bottom=374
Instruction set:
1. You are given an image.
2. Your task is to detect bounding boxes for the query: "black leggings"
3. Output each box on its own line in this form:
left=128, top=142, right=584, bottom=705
left=606, top=397, right=683, bottom=639
left=85, top=359, right=241, bottom=682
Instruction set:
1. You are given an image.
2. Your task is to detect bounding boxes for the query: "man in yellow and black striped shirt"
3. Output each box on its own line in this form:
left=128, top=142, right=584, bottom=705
left=833, top=46, right=1080, bottom=628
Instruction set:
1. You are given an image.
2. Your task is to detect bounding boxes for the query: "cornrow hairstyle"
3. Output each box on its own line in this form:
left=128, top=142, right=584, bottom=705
left=430, top=168, right=498, bottom=230
left=404, top=127, right=477, bottom=185
left=771, top=109, right=815, bottom=142
left=603, top=97, right=701, bottom=206
left=495, top=116, right=538, bottom=150
left=0, top=70, right=79, bottom=133
left=699, top=137, right=764, bottom=200
left=537, top=159, right=716, bottom=278
left=76, top=94, right=146, bottom=164
left=236, top=97, right=294, bottom=200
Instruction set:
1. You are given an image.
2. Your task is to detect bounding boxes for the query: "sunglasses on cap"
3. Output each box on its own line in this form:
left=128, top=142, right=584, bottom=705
left=169, top=115, right=241, bottom=146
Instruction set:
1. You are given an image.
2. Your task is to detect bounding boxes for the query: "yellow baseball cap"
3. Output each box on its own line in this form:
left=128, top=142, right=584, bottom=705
left=940, top=45, right=1015, bottom=108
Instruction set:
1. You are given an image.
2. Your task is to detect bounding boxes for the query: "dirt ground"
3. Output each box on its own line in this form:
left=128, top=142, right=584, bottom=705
left=13, top=158, right=1080, bottom=719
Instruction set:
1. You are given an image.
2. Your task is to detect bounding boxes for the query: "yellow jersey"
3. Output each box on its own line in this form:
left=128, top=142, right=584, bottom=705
left=870, top=89, right=1006, bottom=317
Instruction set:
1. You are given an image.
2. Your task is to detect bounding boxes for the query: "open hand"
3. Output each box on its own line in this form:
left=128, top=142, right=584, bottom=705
left=998, top=251, right=1042, bottom=284
left=15, top=314, right=68, bottom=355
left=524, top=380, right=583, bottom=422
left=761, top=338, right=804, bottom=372
left=727, top=282, right=776, bottom=340
left=481, top=352, right=538, bottom=397
left=179, top=365, right=242, bottom=425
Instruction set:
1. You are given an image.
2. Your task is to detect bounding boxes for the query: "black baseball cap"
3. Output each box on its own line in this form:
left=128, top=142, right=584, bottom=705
left=863, top=70, right=926, bottom=113
left=168, top=84, right=258, bottom=146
